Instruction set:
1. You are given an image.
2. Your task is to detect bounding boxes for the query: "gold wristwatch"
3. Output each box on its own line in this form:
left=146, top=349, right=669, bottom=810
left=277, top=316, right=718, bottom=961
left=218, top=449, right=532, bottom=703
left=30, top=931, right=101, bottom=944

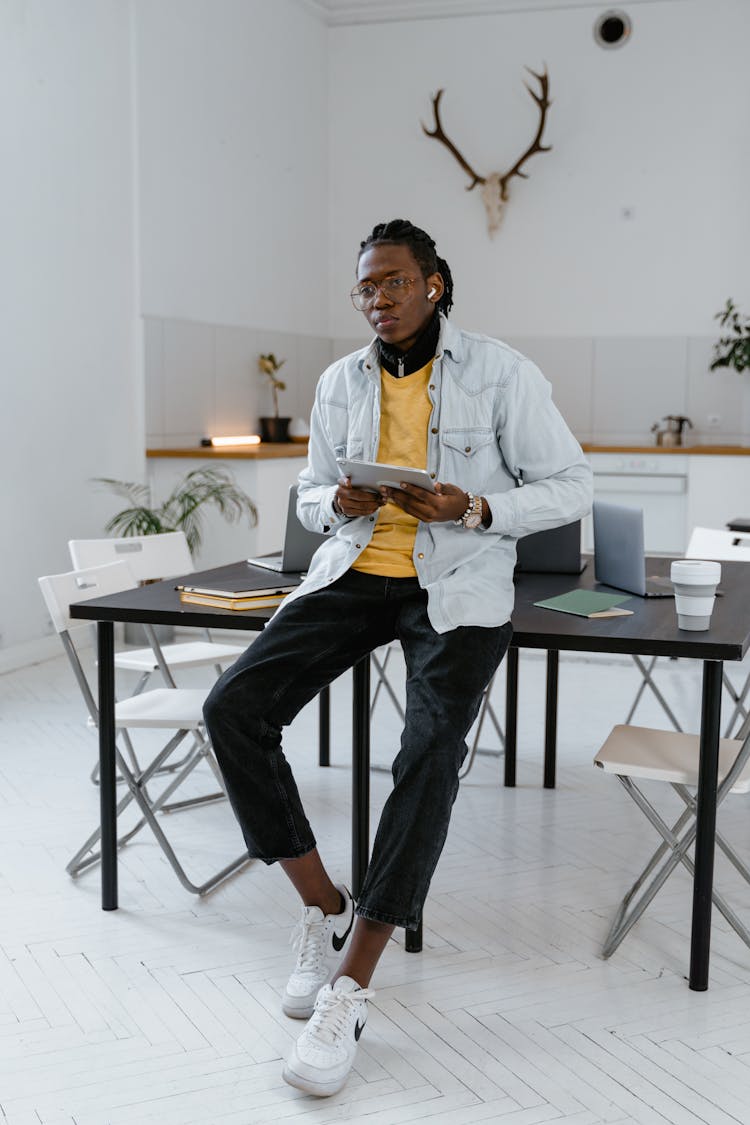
left=456, top=491, right=483, bottom=529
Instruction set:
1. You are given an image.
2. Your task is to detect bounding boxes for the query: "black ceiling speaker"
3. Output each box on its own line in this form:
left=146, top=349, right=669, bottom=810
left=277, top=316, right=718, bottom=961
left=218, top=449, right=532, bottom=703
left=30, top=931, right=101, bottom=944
left=594, top=9, right=632, bottom=49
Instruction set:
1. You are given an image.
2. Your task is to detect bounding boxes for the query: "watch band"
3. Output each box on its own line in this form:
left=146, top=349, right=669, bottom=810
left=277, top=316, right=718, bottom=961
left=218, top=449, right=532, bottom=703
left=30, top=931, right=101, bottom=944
left=455, top=492, right=483, bottom=529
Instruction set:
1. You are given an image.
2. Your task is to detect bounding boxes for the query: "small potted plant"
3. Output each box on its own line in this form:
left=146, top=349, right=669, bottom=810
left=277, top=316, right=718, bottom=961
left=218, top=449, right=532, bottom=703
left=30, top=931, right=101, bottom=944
left=710, top=299, right=750, bottom=372
left=258, top=352, right=291, bottom=443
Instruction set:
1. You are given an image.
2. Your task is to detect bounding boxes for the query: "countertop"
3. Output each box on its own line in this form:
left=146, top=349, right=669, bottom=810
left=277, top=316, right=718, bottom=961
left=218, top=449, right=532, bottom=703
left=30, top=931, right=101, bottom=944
left=147, top=443, right=309, bottom=459
left=581, top=444, right=750, bottom=455
left=147, top=442, right=750, bottom=459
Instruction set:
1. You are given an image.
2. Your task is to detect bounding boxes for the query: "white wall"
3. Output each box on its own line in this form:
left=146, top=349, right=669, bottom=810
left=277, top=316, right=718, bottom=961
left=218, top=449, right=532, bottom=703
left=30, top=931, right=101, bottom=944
left=135, top=0, right=329, bottom=334
left=328, top=0, right=750, bottom=340
left=1, top=0, right=141, bottom=660
left=3, top=0, right=330, bottom=661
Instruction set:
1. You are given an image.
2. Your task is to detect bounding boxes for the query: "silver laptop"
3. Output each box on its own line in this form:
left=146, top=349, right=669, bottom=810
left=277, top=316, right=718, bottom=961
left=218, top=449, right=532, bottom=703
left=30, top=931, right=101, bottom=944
left=248, top=485, right=327, bottom=573
left=593, top=500, right=673, bottom=598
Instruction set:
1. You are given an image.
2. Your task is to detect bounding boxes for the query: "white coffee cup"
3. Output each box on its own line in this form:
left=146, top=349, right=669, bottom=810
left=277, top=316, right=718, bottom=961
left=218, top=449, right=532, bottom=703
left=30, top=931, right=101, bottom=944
left=670, top=559, right=721, bottom=631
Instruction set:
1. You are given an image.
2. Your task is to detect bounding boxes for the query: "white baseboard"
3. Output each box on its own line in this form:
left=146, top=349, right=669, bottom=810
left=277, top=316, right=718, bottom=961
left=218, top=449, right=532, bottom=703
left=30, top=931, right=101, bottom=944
left=0, top=625, right=106, bottom=674
left=0, top=633, right=68, bottom=674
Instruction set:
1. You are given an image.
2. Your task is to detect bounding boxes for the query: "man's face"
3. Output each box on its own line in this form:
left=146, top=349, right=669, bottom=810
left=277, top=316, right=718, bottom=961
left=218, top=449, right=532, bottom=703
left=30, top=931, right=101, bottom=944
left=356, top=244, right=442, bottom=353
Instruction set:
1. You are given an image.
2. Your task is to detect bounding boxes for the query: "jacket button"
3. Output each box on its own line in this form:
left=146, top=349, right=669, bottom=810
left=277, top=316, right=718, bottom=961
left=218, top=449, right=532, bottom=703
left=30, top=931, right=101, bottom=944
left=369, top=516, right=374, bottom=521
left=431, top=427, right=438, bottom=434
left=430, top=472, right=436, bottom=479
left=355, top=543, right=361, bottom=549
left=465, top=446, right=471, bottom=453
left=417, top=552, right=424, bottom=560
left=429, top=384, right=435, bottom=390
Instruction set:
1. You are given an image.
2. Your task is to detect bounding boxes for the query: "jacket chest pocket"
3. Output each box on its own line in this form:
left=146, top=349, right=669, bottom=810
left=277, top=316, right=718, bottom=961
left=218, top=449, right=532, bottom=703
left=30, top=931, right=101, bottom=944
left=440, top=427, right=498, bottom=485
left=441, top=427, right=495, bottom=459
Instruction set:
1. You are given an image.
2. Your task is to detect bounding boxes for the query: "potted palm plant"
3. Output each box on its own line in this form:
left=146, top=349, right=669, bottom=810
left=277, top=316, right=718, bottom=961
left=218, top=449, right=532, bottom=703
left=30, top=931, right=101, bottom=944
left=97, top=465, right=257, bottom=553
left=258, top=352, right=291, bottom=442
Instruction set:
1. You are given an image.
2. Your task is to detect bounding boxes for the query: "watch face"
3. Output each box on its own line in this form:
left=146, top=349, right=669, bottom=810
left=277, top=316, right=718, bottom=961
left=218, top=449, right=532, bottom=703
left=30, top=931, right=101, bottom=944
left=464, top=513, right=482, bottom=528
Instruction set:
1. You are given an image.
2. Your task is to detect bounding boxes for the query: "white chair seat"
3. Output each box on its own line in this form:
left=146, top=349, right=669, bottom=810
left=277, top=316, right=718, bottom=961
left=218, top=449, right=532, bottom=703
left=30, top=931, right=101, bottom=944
left=595, top=724, right=750, bottom=793
left=85, top=688, right=207, bottom=729
left=112, top=688, right=209, bottom=729
left=115, top=640, right=245, bottom=673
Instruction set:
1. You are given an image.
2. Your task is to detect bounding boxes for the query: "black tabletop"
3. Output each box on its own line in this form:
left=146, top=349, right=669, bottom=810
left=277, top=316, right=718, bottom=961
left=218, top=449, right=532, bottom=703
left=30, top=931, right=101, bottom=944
left=512, top=556, right=750, bottom=661
left=69, top=556, right=750, bottom=662
left=69, top=561, right=302, bottom=633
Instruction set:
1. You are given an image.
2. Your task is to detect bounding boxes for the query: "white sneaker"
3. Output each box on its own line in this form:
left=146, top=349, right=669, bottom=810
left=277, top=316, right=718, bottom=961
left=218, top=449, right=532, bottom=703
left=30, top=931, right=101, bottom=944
left=282, top=885, right=355, bottom=1019
left=283, top=975, right=374, bottom=1097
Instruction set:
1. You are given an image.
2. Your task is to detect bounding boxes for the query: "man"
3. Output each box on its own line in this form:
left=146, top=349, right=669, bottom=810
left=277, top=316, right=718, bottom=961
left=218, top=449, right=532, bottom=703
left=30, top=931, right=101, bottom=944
left=204, top=218, right=592, bottom=1097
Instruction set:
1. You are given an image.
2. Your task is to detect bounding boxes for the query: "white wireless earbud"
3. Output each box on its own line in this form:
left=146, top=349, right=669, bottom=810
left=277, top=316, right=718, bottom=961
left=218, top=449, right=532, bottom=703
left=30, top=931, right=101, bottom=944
left=428, top=288, right=437, bottom=299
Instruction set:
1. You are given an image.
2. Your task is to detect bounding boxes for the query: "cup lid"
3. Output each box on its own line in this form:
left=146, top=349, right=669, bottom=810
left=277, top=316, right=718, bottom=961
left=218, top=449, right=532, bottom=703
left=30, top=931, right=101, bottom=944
left=671, top=558, right=721, bottom=584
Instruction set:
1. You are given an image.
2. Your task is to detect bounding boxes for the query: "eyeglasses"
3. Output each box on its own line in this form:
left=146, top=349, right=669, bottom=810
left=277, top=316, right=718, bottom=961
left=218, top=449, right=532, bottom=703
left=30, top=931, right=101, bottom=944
left=350, top=275, right=418, bottom=311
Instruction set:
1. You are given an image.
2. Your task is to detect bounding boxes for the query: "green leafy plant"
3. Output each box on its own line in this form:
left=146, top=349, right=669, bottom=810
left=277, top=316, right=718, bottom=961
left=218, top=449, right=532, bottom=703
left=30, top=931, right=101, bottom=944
left=710, top=299, right=750, bottom=373
left=96, top=466, right=258, bottom=555
left=258, top=352, right=287, bottom=417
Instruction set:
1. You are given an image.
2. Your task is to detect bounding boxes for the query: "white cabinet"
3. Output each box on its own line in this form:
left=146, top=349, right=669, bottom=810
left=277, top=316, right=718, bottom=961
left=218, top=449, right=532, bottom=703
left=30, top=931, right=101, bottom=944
left=585, top=453, right=689, bottom=554
left=687, top=457, right=750, bottom=534
left=147, top=455, right=304, bottom=572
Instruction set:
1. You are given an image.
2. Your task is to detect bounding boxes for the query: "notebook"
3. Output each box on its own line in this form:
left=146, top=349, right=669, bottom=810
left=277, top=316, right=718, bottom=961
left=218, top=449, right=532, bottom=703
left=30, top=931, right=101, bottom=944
left=515, top=520, right=586, bottom=574
left=593, top=500, right=674, bottom=598
left=247, top=484, right=328, bottom=573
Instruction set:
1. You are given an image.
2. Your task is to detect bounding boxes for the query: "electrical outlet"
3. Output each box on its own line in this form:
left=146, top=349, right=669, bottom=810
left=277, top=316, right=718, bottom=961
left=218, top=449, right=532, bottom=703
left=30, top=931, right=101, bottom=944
left=707, top=413, right=721, bottom=428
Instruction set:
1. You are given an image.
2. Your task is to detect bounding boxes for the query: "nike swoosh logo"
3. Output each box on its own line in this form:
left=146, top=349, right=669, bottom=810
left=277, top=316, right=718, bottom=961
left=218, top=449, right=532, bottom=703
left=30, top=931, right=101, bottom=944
left=354, top=1019, right=365, bottom=1041
left=331, top=908, right=354, bottom=953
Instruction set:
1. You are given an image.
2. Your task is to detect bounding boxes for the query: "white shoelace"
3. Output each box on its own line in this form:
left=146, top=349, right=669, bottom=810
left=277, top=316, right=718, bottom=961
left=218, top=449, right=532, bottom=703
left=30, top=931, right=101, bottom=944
left=307, top=985, right=375, bottom=1046
left=290, top=911, right=328, bottom=975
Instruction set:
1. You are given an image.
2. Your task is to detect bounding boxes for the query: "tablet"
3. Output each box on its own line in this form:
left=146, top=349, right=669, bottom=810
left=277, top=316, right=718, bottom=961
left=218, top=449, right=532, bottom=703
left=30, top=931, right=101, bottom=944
left=336, top=458, right=436, bottom=493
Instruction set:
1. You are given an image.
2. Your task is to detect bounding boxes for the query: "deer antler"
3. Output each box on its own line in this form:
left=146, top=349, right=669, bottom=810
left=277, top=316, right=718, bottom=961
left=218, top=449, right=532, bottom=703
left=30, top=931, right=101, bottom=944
left=498, top=66, right=552, bottom=201
left=421, top=68, right=552, bottom=235
left=421, top=89, right=486, bottom=191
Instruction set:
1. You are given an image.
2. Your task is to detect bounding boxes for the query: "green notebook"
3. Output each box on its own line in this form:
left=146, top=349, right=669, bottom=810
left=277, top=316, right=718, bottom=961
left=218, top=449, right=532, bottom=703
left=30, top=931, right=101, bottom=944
left=534, top=589, right=633, bottom=619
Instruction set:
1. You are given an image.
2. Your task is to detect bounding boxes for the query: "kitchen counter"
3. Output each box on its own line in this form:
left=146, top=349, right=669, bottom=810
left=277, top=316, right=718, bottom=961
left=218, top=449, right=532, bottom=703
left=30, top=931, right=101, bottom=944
left=146, top=442, right=749, bottom=459
left=147, top=443, right=309, bottom=459
left=581, top=444, right=750, bottom=455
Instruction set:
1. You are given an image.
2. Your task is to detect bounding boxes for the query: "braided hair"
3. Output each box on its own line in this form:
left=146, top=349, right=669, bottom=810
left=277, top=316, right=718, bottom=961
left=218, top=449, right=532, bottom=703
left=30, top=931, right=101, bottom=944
left=357, top=219, right=454, bottom=317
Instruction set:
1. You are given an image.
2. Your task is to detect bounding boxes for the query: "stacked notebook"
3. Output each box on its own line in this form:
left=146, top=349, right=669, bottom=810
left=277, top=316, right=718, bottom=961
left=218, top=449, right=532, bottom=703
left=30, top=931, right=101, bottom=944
left=176, top=578, right=296, bottom=612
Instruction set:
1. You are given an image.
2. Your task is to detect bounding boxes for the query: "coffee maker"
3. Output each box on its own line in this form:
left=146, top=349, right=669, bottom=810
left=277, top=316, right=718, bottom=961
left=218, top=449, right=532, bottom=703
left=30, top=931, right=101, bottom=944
left=651, top=415, right=693, bottom=447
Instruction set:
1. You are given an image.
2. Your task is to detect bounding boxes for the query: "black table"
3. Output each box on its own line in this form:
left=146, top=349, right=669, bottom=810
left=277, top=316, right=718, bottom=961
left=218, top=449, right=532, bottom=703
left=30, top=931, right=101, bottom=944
left=70, top=556, right=750, bottom=990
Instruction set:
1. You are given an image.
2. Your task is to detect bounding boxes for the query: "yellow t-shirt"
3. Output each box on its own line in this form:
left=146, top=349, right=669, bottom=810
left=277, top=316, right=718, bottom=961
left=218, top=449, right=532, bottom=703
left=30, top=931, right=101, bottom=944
left=353, top=360, right=433, bottom=577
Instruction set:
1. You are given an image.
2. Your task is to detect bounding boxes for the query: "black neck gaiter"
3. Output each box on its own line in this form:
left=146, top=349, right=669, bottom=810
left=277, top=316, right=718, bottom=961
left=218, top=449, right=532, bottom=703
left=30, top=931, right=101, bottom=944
left=378, top=310, right=440, bottom=378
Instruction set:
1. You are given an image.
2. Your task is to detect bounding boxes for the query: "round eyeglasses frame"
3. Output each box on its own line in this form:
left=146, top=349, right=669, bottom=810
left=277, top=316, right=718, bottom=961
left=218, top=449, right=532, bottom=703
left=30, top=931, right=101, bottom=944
left=350, top=275, right=418, bottom=311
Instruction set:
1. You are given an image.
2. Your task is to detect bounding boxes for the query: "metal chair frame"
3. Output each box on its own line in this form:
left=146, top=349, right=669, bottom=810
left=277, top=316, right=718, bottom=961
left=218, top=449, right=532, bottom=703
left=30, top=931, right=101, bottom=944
left=39, top=563, right=250, bottom=895
left=594, top=719, right=750, bottom=958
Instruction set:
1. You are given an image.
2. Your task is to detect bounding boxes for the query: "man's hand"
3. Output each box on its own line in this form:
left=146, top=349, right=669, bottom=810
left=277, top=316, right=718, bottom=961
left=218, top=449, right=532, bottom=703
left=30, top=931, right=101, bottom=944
left=381, top=481, right=469, bottom=523
left=334, top=476, right=385, bottom=518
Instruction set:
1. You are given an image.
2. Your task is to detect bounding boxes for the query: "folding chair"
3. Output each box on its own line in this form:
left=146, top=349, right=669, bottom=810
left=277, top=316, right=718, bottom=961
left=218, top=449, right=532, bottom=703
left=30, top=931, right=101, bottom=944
left=594, top=720, right=750, bottom=958
left=69, top=532, right=247, bottom=693
left=39, top=562, right=250, bottom=895
left=369, top=642, right=504, bottom=778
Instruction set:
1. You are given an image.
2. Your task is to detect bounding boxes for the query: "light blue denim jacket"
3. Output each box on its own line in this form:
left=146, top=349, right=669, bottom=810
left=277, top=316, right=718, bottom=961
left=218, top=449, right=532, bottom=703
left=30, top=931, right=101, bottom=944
left=283, top=315, right=593, bottom=633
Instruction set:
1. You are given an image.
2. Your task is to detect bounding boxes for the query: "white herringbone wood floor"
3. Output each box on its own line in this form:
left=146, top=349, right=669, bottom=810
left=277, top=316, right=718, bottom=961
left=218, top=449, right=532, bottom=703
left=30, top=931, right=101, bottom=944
left=2, top=640, right=750, bottom=1125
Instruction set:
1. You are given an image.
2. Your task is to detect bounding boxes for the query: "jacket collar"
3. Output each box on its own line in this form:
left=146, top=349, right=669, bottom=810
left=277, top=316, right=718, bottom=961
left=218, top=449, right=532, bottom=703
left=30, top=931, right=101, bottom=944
left=359, top=312, right=462, bottom=373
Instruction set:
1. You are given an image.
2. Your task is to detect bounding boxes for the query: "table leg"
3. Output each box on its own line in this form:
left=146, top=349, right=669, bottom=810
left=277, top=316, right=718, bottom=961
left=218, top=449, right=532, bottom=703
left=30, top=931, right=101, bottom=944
left=689, top=659, right=723, bottom=991
left=352, top=657, right=370, bottom=899
left=504, top=646, right=519, bottom=787
left=351, top=656, right=424, bottom=954
left=97, top=621, right=118, bottom=910
left=544, top=650, right=559, bottom=789
left=318, top=685, right=330, bottom=767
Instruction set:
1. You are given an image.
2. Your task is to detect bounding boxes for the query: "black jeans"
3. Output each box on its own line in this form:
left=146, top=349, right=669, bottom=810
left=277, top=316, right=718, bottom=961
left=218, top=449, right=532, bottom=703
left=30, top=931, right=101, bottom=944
left=203, top=569, right=512, bottom=930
